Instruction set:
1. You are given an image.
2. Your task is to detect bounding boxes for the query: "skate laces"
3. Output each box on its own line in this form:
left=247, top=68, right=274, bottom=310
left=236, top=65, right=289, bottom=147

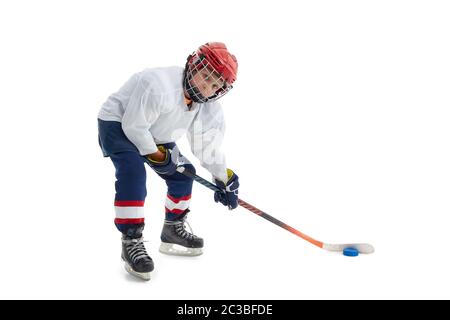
left=166, top=218, right=198, bottom=240
left=122, top=237, right=151, bottom=264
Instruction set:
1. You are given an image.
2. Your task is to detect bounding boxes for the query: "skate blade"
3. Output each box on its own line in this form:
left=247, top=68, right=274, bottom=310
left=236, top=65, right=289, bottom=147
left=124, top=262, right=151, bottom=281
left=159, top=242, right=203, bottom=256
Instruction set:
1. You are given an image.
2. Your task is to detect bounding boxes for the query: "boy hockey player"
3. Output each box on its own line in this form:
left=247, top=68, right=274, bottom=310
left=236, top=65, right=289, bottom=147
left=98, top=42, right=240, bottom=280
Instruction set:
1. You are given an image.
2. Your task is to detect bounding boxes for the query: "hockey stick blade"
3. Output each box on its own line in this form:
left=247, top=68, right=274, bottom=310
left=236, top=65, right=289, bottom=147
left=322, top=243, right=375, bottom=254
left=176, top=167, right=375, bottom=255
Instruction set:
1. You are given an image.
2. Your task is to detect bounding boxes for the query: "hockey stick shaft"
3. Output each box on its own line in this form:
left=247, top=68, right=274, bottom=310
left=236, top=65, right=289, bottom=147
left=176, top=167, right=324, bottom=249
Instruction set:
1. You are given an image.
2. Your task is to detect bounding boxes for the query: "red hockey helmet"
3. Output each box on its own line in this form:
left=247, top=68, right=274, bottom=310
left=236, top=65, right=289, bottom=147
left=183, top=42, right=238, bottom=103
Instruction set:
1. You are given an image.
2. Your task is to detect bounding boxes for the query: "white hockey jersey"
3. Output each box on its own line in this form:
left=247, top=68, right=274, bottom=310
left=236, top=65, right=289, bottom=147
left=98, top=67, right=228, bottom=182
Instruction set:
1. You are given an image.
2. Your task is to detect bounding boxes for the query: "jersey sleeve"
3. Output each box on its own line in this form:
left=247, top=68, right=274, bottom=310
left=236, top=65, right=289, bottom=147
left=187, top=102, right=228, bottom=182
left=121, top=75, right=162, bottom=156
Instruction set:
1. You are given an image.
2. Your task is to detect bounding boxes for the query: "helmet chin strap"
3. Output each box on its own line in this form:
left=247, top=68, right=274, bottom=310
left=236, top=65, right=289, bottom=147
left=185, top=82, right=208, bottom=103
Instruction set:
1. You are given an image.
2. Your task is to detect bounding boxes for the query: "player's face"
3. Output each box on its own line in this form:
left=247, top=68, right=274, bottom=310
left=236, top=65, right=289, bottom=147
left=191, top=68, right=225, bottom=98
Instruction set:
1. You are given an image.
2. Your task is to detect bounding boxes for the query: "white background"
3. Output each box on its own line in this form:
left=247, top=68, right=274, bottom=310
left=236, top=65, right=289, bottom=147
left=0, top=0, right=449, bottom=299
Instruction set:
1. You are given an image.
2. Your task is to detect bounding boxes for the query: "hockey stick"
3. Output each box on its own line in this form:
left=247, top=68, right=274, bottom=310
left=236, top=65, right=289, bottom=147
left=176, top=167, right=375, bottom=254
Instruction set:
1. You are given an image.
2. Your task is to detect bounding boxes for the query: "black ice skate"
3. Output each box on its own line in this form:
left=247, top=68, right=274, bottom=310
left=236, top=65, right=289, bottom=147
left=159, top=211, right=203, bottom=256
left=122, top=235, right=154, bottom=281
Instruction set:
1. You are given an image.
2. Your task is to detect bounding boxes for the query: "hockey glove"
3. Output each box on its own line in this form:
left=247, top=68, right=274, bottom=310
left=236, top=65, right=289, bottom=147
left=144, top=145, right=179, bottom=175
left=214, top=169, right=239, bottom=210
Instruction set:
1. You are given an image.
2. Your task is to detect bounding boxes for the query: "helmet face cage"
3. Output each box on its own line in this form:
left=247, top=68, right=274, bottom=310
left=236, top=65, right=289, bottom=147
left=183, top=52, right=233, bottom=103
